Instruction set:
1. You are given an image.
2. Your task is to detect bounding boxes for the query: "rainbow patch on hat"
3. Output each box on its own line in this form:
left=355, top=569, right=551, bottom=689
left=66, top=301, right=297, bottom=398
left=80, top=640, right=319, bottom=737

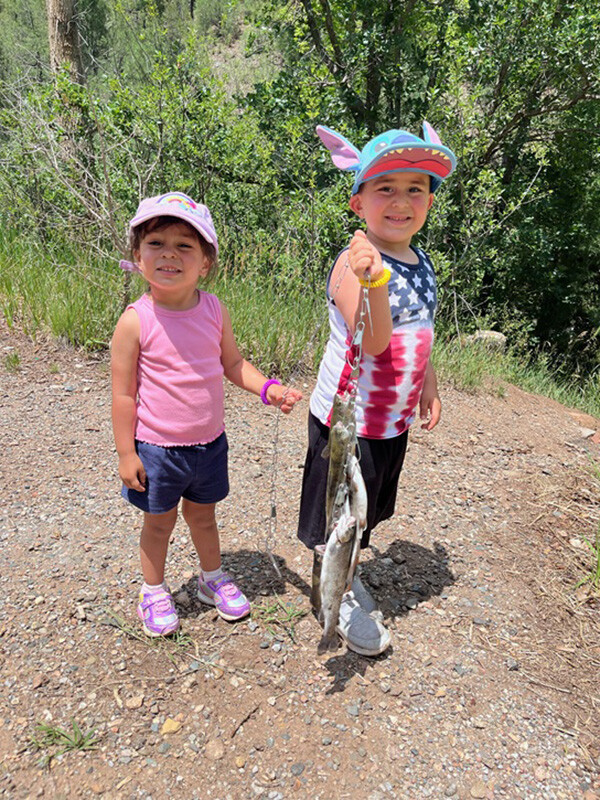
left=158, top=193, right=198, bottom=212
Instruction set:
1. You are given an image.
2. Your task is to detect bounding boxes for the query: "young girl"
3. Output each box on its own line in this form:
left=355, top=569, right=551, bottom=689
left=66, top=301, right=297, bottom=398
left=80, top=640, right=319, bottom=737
left=111, top=192, right=302, bottom=637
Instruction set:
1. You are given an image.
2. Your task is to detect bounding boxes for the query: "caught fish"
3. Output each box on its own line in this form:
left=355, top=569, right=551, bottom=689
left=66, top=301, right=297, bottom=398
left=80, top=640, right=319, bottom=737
left=318, top=509, right=356, bottom=653
left=317, top=394, right=368, bottom=653
left=324, top=393, right=357, bottom=534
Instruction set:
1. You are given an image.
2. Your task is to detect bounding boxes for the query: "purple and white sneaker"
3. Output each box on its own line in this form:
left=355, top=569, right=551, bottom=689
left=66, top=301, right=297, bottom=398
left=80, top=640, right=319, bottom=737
left=137, top=587, right=180, bottom=637
left=197, top=573, right=250, bottom=621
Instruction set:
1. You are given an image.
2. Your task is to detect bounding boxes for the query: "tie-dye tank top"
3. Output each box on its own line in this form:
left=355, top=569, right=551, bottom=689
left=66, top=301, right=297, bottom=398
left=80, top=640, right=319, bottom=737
left=310, top=245, right=436, bottom=439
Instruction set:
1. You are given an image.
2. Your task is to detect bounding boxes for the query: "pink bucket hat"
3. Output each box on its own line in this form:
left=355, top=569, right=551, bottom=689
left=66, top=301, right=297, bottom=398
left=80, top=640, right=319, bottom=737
left=120, top=192, right=218, bottom=273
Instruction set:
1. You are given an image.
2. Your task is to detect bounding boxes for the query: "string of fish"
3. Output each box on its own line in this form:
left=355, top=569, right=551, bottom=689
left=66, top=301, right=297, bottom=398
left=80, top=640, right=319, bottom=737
left=264, top=261, right=373, bottom=578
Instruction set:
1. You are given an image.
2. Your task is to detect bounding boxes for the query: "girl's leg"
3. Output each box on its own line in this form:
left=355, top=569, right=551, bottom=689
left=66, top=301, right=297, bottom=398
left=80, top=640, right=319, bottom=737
left=182, top=498, right=250, bottom=621
left=140, top=507, right=178, bottom=585
left=181, top=499, right=220, bottom=572
left=137, top=507, right=180, bottom=637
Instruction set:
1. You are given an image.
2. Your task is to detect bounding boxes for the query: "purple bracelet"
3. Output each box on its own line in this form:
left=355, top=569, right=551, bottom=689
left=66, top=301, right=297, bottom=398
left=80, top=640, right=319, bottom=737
left=260, top=379, right=281, bottom=405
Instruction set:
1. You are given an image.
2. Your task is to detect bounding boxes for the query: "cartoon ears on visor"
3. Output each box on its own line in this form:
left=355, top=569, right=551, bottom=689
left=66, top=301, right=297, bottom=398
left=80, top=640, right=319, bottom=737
left=316, top=122, right=456, bottom=194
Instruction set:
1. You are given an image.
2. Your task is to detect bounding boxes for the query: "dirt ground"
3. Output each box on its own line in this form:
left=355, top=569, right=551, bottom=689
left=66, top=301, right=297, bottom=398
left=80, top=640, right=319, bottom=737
left=1, top=317, right=600, bottom=800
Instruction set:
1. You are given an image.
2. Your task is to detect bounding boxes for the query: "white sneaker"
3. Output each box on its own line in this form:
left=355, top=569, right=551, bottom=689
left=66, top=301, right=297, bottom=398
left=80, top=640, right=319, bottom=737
left=336, top=591, right=391, bottom=656
left=351, top=574, right=384, bottom=622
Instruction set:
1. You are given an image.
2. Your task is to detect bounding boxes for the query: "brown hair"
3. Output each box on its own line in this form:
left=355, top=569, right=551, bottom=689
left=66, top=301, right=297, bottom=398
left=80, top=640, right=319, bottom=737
left=129, top=215, right=217, bottom=275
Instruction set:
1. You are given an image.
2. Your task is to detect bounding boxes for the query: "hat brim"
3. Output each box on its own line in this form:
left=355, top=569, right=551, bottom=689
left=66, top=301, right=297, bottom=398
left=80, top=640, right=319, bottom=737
left=354, top=144, right=456, bottom=193
left=130, top=208, right=218, bottom=253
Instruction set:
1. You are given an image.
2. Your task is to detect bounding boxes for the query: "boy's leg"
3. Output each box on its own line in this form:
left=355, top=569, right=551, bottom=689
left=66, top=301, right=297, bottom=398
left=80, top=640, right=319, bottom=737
left=297, top=414, right=330, bottom=614
left=183, top=499, right=250, bottom=621
left=297, top=414, right=329, bottom=551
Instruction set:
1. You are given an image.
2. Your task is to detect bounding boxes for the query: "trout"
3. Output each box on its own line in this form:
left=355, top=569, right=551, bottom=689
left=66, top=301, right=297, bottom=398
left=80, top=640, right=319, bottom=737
left=324, top=393, right=356, bottom=535
left=318, top=391, right=368, bottom=653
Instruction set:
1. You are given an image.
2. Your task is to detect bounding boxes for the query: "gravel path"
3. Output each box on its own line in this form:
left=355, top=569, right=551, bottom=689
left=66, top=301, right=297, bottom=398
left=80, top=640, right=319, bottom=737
left=1, top=317, right=599, bottom=799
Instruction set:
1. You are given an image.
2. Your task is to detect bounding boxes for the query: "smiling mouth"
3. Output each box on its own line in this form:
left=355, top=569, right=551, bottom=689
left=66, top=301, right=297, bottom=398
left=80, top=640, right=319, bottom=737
left=386, top=215, right=410, bottom=222
left=158, top=266, right=181, bottom=273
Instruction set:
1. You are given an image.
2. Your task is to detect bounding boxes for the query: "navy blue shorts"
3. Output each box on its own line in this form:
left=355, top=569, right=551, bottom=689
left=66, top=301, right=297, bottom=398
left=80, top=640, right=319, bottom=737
left=122, top=433, right=229, bottom=514
left=297, top=413, right=408, bottom=550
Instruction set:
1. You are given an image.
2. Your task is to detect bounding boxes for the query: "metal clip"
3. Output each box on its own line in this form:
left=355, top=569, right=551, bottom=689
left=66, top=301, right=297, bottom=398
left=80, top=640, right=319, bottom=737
left=353, top=321, right=364, bottom=349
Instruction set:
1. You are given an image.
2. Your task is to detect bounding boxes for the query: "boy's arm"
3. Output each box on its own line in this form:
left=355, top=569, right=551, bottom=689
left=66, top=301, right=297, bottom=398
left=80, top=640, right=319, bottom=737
left=330, top=231, right=393, bottom=356
left=219, top=303, right=302, bottom=413
left=111, top=309, right=146, bottom=490
left=419, top=359, right=441, bottom=431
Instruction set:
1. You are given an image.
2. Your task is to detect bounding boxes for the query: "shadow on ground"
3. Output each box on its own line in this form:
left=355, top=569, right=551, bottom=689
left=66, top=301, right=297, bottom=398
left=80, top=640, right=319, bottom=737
left=364, top=539, right=455, bottom=618
left=174, top=541, right=454, bottom=677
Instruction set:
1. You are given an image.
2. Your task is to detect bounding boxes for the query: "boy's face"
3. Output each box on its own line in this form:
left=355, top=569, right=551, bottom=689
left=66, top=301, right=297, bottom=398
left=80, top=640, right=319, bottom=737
left=349, top=171, right=434, bottom=254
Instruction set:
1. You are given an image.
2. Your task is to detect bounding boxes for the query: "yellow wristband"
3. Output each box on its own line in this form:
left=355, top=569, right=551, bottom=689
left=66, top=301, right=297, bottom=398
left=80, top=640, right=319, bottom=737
left=359, top=268, right=391, bottom=289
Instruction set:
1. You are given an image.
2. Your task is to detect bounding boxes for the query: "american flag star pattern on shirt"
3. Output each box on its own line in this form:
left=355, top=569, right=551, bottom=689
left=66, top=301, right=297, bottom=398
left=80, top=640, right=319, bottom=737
left=310, top=246, right=437, bottom=439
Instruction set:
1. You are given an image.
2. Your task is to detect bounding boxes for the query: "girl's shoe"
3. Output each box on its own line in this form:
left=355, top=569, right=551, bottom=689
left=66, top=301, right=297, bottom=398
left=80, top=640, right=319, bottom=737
left=197, top=573, right=250, bottom=621
left=137, top=587, right=180, bottom=637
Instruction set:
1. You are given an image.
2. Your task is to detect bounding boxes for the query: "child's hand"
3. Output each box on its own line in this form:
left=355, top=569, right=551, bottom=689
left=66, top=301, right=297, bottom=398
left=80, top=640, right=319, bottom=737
left=419, top=360, right=441, bottom=430
left=119, top=452, right=147, bottom=491
left=348, top=230, right=385, bottom=283
left=419, top=390, right=441, bottom=431
left=268, top=384, right=303, bottom=414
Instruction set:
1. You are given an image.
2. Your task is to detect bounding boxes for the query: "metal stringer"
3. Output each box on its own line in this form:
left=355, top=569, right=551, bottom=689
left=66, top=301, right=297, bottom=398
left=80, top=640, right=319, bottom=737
left=264, top=261, right=372, bottom=577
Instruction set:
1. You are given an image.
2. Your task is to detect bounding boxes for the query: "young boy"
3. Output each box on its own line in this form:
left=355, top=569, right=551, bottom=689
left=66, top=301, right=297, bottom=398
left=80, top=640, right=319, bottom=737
left=298, top=123, right=456, bottom=656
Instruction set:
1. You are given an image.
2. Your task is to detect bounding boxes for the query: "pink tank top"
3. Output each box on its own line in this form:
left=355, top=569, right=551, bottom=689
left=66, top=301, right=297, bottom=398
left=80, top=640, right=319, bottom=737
left=130, top=292, right=225, bottom=446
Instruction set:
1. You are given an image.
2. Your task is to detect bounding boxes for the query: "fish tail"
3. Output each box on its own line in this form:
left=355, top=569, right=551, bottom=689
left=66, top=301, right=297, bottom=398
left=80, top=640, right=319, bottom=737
left=317, top=628, right=339, bottom=654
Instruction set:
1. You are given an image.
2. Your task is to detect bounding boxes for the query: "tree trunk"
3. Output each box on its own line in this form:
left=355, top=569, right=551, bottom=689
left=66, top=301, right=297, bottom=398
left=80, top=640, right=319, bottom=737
left=46, top=0, right=84, bottom=83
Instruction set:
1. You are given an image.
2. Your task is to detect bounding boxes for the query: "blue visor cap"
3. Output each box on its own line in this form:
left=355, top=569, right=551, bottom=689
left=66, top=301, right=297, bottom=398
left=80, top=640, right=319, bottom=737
left=316, top=123, right=456, bottom=194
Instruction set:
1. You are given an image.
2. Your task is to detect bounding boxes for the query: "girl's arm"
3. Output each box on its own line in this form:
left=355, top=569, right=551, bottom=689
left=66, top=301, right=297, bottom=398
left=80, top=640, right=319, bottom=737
left=219, top=303, right=302, bottom=413
left=111, top=309, right=147, bottom=490
left=330, top=230, right=393, bottom=356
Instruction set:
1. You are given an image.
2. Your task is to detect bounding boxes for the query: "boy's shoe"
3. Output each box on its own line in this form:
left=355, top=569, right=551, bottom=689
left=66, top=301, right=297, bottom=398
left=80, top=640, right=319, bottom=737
left=351, top=574, right=384, bottom=622
left=197, top=573, right=250, bottom=621
left=137, top=586, right=180, bottom=637
left=336, top=591, right=391, bottom=657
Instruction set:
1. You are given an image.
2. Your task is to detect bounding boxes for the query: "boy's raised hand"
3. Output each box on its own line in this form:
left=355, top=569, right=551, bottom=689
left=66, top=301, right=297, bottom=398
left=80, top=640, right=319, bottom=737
left=348, top=230, right=385, bottom=283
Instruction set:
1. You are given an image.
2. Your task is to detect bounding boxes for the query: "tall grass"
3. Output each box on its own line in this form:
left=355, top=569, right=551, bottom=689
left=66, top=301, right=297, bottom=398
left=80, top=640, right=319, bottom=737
left=0, top=233, right=120, bottom=348
left=1, top=233, right=599, bottom=418
left=432, top=337, right=600, bottom=419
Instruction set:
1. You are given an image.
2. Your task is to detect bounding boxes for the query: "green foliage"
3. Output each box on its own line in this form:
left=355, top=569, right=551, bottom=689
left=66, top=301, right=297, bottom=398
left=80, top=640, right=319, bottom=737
left=0, top=0, right=599, bottom=394
left=0, top=0, right=48, bottom=80
left=30, top=719, right=98, bottom=766
left=252, top=594, right=308, bottom=642
left=4, top=351, right=21, bottom=372
left=575, top=526, right=600, bottom=595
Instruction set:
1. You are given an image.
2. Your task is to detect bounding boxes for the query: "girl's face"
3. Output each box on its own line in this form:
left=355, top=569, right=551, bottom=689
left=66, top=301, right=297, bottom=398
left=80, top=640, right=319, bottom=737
left=135, top=222, right=211, bottom=309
